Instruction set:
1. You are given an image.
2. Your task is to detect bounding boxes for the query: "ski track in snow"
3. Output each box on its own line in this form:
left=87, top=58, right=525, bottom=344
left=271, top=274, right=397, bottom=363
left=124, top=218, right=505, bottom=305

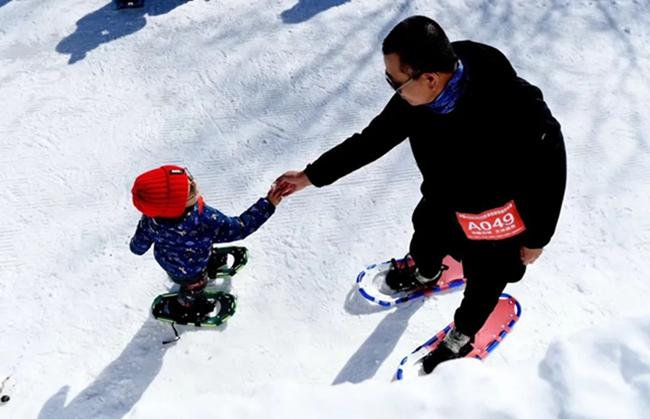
left=1, top=1, right=649, bottom=418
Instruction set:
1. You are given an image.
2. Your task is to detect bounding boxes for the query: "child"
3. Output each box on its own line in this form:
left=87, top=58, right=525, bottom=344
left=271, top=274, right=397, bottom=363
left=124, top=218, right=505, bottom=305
left=129, top=165, right=284, bottom=323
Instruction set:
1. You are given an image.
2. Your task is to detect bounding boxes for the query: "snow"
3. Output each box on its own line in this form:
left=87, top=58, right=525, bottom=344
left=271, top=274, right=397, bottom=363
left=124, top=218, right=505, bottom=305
left=0, top=0, right=649, bottom=418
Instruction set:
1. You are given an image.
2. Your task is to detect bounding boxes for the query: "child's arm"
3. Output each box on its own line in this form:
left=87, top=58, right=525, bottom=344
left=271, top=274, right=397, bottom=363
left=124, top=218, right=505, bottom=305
left=129, top=217, right=154, bottom=255
left=205, top=198, right=275, bottom=243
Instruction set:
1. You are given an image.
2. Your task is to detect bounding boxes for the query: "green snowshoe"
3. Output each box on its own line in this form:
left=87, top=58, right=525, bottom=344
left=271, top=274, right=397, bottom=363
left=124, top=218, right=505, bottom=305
left=152, top=290, right=236, bottom=327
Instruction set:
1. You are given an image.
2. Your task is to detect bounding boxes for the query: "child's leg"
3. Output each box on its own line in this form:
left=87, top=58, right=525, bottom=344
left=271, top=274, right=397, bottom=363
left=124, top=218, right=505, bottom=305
left=176, top=274, right=208, bottom=307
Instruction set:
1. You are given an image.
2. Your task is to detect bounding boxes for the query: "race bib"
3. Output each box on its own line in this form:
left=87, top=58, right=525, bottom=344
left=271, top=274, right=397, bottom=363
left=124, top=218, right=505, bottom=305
left=456, top=200, right=526, bottom=241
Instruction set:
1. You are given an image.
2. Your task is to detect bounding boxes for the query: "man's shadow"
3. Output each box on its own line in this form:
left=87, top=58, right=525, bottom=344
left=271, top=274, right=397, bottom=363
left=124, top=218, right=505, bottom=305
left=333, top=298, right=422, bottom=384
left=0, top=0, right=12, bottom=9
left=37, top=318, right=181, bottom=419
left=280, top=0, right=350, bottom=24
left=56, top=0, right=189, bottom=64
left=333, top=268, right=423, bottom=383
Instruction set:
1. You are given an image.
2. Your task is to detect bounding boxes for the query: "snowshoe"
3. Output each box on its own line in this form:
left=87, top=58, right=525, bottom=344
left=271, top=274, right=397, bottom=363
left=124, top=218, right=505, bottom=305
left=152, top=290, right=237, bottom=327
left=395, top=294, right=521, bottom=380
left=356, top=255, right=466, bottom=307
left=207, top=246, right=249, bottom=279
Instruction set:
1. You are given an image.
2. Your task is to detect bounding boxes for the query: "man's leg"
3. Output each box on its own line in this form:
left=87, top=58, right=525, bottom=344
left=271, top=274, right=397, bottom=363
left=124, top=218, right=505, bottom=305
left=409, top=199, right=460, bottom=278
left=386, top=199, right=453, bottom=291
left=422, top=240, right=525, bottom=373
left=453, top=241, right=525, bottom=337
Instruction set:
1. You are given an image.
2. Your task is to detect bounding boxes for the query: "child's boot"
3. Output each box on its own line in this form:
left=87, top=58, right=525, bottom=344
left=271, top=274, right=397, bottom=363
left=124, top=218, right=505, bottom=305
left=162, top=294, right=215, bottom=324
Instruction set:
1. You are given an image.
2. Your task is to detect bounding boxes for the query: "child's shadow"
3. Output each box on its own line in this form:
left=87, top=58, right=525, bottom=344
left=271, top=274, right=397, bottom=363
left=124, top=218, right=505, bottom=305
left=37, top=319, right=172, bottom=419
left=38, top=313, right=228, bottom=419
left=0, top=1, right=12, bottom=9
left=56, top=0, right=189, bottom=64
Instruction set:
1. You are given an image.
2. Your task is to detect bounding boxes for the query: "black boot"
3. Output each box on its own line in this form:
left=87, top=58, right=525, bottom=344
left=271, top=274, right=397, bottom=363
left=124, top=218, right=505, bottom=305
left=385, top=254, right=448, bottom=292
left=421, top=329, right=473, bottom=374
left=207, top=251, right=228, bottom=279
left=162, top=295, right=215, bottom=324
left=207, top=246, right=248, bottom=278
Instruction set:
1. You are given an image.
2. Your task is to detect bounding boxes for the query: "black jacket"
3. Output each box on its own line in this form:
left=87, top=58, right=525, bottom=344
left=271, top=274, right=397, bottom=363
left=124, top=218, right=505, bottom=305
left=304, top=41, right=566, bottom=249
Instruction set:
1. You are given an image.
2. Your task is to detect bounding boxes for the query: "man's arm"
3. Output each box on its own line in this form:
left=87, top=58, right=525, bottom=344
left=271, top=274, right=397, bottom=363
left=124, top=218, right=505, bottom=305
left=304, top=95, right=410, bottom=187
left=512, top=77, right=567, bottom=250
left=278, top=95, right=410, bottom=193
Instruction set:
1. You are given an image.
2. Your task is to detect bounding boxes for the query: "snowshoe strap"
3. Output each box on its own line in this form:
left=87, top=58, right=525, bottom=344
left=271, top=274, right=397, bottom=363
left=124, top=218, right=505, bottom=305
left=162, top=323, right=181, bottom=345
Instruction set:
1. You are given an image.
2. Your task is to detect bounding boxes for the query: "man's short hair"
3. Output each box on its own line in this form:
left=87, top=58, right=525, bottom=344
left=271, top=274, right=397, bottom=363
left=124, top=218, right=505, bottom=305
left=382, top=16, right=458, bottom=75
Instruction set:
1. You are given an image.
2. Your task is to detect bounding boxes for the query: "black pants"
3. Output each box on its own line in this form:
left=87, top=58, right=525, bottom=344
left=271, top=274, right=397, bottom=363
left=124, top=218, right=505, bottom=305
left=409, top=199, right=526, bottom=337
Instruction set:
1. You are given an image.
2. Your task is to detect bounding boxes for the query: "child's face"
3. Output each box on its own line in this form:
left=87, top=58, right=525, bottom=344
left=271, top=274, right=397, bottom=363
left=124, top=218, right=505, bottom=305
left=186, top=178, right=200, bottom=207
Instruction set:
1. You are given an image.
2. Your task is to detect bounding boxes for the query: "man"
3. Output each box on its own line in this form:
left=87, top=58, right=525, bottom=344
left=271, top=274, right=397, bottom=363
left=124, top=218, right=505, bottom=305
left=277, top=16, right=566, bottom=373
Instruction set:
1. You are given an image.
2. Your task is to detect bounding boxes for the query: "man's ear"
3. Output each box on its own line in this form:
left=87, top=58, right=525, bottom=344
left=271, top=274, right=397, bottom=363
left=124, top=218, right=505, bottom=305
left=424, top=73, right=438, bottom=87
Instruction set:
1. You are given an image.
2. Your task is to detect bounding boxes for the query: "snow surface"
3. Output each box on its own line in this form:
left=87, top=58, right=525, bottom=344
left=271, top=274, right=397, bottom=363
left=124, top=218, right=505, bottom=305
left=0, top=0, right=649, bottom=418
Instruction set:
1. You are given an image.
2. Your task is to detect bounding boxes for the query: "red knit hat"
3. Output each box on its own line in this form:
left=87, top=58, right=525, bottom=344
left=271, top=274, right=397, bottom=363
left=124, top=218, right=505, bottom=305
left=132, top=165, right=190, bottom=218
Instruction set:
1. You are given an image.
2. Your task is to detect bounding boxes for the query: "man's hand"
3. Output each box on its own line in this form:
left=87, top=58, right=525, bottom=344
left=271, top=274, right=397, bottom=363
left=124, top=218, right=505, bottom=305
left=520, top=246, right=543, bottom=265
left=275, top=170, right=312, bottom=197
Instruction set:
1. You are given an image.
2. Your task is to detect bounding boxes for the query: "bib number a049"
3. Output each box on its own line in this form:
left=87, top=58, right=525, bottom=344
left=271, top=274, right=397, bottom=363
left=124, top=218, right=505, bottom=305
left=456, top=200, right=526, bottom=241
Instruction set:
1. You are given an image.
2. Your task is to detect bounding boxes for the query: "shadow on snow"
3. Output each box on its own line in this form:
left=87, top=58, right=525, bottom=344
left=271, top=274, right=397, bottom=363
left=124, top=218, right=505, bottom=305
left=37, top=317, right=227, bottom=419
left=281, top=0, right=350, bottom=24
left=56, top=0, right=189, bottom=64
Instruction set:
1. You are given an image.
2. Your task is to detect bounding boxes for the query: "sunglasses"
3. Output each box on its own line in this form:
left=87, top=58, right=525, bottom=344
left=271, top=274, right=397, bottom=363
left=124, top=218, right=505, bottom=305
left=385, top=71, right=420, bottom=93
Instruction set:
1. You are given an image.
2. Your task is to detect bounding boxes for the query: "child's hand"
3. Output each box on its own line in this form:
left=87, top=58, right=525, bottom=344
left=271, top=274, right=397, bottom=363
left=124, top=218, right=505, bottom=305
left=275, top=170, right=310, bottom=197
left=266, top=183, right=286, bottom=207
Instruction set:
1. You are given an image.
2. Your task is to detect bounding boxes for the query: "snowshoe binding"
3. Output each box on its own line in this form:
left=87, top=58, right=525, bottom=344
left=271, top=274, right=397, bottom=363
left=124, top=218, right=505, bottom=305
left=421, top=329, right=474, bottom=374
left=385, top=254, right=448, bottom=292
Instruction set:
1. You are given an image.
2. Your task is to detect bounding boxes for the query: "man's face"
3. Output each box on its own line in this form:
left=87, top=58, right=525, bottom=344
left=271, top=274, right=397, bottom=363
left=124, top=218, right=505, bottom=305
left=383, top=53, right=439, bottom=106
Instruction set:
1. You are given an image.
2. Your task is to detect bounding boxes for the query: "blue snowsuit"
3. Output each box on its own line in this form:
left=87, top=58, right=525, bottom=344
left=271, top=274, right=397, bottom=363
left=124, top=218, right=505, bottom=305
left=130, top=198, right=275, bottom=282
